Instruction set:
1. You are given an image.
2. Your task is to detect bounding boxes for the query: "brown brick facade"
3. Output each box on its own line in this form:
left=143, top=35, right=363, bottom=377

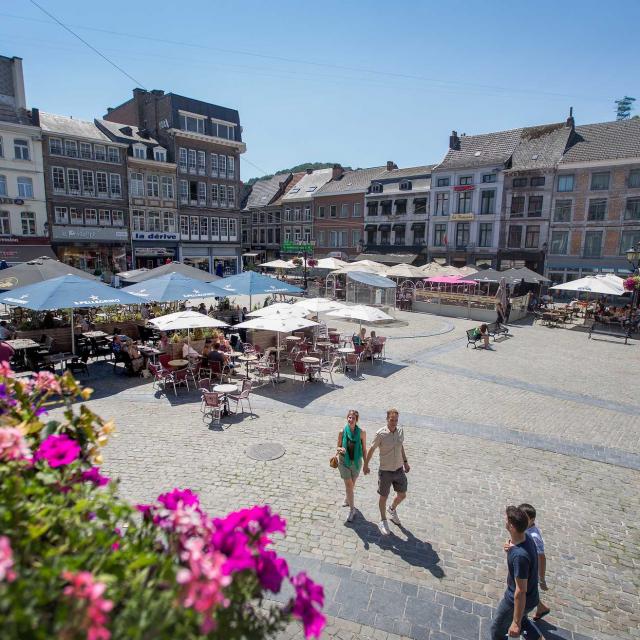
left=313, top=192, right=364, bottom=257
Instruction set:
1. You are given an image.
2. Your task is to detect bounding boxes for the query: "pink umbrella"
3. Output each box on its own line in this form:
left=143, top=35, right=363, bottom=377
left=425, top=275, right=477, bottom=284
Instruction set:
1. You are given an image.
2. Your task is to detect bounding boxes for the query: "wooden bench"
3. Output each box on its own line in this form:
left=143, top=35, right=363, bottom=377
left=586, top=320, right=631, bottom=345
left=466, top=329, right=482, bottom=348
left=487, top=322, right=509, bottom=339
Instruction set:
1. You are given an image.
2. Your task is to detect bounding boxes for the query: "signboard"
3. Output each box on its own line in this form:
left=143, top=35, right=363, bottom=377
left=134, top=247, right=176, bottom=257
left=451, top=213, right=475, bottom=221
left=132, top=231, right=179, bottom=241
left=52, top=225, right=129, bottom=242
left=281, top=241, right=314, bottom=253
left=453, top=185, right=475, bottom=192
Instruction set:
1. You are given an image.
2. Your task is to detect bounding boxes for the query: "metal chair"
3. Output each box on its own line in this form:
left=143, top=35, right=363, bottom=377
left=227, top=380, right=253, bottom=416
left=345, top=352, right=362, bottom=377
left=201, top=391, right=223, bottom=425
left=172, top=368, right=190, bottom=395
left=148, top=363, right=174, bottom=394
left=293, top=359, right=310, bottom=385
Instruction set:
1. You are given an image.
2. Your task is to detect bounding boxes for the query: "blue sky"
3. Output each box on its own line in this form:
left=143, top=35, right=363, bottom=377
left=2, top=1, right=639, bottom=180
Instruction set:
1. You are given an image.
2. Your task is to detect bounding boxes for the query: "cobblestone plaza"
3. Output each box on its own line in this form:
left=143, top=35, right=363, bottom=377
left=53, top=312, right=640, bottom=640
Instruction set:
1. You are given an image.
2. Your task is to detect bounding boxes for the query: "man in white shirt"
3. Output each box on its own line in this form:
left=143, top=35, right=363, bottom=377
left=364, top=408, right=410, bottom=535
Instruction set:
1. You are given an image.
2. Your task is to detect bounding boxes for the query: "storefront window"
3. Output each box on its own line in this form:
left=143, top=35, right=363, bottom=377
left=56, top=245, right=127, bottom=274
left=183, top=256, right=210, bottom=272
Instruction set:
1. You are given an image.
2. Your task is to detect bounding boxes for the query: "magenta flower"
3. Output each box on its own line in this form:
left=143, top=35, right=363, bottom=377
left=0, top=536, right=16, bottom=583
left=255, top=549, right=289, bottom=592
left=290, top=572, right=326, bottom=639
left=80, top=466, right=110, bottom=487
left=62, top=570, right=113, bottom=640
left=35, top=434, right=81, bottom=468
left=0, top=361, right=14, bottom=379
left=157, top=488, right=199, bottom=511
left=0, top=427, right=32, bottom=462
left=33, top=371, right=62, bottom=395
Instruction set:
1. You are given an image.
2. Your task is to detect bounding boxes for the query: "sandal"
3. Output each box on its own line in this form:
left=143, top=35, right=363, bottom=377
left=533, top=609, right=551, bottom=621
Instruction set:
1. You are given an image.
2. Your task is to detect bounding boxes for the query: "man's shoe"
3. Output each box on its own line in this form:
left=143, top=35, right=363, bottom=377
left=378, top=519, right=391, bottom=535
left=347, top=508, right=356, bottom=522
left=342, top=499, right=349, bottom=507
left=387, top=507, right=401, bottom=526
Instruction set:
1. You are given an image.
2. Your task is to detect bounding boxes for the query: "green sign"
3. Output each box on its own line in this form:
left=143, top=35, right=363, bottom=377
left=281, top=241, right=313, bottom=253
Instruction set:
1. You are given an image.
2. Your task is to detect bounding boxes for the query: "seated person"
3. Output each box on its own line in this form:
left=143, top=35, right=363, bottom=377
left=111, top=335, right=124, bottom=353
left=369, top=330, right=380, bottom=346
left=158, top=332, right=169, bottom=351
left=202, top=339, right=212, bottom=360
left=207, top=342, right=234, bottom=373
left=0, top=321, right=14, bottom=341
left=0, top=341, right=15, bottom=364
left=198, top=303, right=208, bottom=315
left=471, top=324, right=491, bottom=349
left=182, top=338, right=200, bottom=360
left=352, top=327, right=366, bottom=346
left=125, top=340, right=144, bottom=374
left=80, top=316, right=91, bottom=333
left=229, top=334, right=244, bottom=353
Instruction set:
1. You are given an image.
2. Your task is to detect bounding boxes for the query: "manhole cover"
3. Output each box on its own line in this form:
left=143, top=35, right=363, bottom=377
left=246, top=443, right=286, bottom=461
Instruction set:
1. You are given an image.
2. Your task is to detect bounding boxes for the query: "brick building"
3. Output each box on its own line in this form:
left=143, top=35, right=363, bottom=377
left=104, top=89, right=245, bottom=275
left=313, top=165, right=383, bottom=259
left=40, top=112, right=129, bottom=274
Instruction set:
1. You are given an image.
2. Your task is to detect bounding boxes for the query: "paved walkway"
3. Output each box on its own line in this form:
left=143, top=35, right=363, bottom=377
left=52, top=311, right=640, bottom=640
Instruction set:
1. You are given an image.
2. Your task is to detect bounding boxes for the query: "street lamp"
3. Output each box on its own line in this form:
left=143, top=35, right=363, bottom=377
left=625, top=242, right=640, bottom=313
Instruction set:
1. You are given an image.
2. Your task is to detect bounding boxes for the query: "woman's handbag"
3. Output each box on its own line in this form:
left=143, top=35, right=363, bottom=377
left=329, top=455, right=338, bottom=469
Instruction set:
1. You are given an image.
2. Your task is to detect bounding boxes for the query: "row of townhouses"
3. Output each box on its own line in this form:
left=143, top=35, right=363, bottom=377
left=2, top=54, right=640, bottom=284
left=0, top=55, right=245, bottom=276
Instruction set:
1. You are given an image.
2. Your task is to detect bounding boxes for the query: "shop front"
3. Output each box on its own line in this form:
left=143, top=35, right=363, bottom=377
left=51, top=225, right=130, bottom=274
left=131, top=231, right=179, bottom=269
left=212, top=247, right=240, bottom=277
left=0, top=237, right=56, bottom=265
left=178, top=244, right=240, bottom=276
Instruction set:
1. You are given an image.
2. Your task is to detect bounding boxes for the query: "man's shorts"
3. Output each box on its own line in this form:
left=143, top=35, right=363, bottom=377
left=378, top=467, right=407, bottom=497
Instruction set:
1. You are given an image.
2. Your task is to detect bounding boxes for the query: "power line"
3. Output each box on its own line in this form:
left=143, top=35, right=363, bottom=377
left=27, top=1, right=147, bottom=89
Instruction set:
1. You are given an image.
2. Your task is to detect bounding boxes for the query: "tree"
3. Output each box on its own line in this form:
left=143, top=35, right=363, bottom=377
left=615, top=96, right=636, bottom=120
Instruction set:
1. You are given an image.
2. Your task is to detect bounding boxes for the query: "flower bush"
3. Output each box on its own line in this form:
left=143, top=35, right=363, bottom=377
left=0, top=366, right=325, bottom=639
left=623, top=275, right=640, bottom=291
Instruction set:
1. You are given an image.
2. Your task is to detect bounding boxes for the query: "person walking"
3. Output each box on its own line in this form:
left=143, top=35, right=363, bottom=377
left=496, top=302, right=506, bottom=328
left=364, top=408, right=410, bottom=536
left=335, top=410, right=367, bottom=523
left=491, top=506, right=544, bottom=640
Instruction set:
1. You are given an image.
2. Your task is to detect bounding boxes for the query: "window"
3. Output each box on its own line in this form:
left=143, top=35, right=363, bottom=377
left=179, top=148, right=188, bottom=171
left=525, top=225, right=540, bottom=248
left=179, top=114, right=205, bottom=134
left=70, top=208, right=82, bottom=224
left=482, top=174, right=496, bottom=183
left=82, top=170, right=94, bottom=195
left=229, top=218, right=237, bottom=239
left=554, top=199, right=572, bottom=222
left=94, top=145, right=106, bottom=161
left=0, top=175, right=5, bottom=197
left=550, top=230, right=569, bottom=254
left=197, top=151, right=206, bottom=174
left=54, top=206, right=68, bottom=224
left=220, top=218, right=229, bottom=239
left=628, top=169, right=640, bottom=188
left=190, top=216, right=199, bottom=237
left=512, top=177, right=527, bottom=188
left=371, top=183, right=383, bottom=193
left=210, top=184, right=219, bottom=206
left=147, top=175, right=160, bottom=198
left=143, top=211, right=158, bottom=232
left=455, top=222, right=470, bottom=248
left=530, top=176, right=545, bottom=187
left=112, top=210, right=124, bottom=226
left=527, top=195, right=543, bottom=217
left=84, top=209, right=97, bottom=225
left=228, top=156, right=235, bottom=179
left=587, top=198, right=607, bottom=221
left=480, top=190, right=495, bottom=214
left=219, top=185, right=227, bottom=206
left=478, top=223, right=492, bottom=247
left=17, top=177, right=33, bottom=198
left=93, top=171, right=108, bottom=198
left=366, top=202, right=378, bottom=216
left=315, top=230, right=325, bottom=246
left=620, top=230, right=640, bottom=255
left=459, top=176, right=472, bottom=186
left=219, top=155, right=227, bottom=176
left=78, top=142, right=91, bottom=159
left=198, top=182, right=207, bottom=204
left=624, top=197, right=640, bottom=220
left=435, top=192, right=449, bottom=215
left=352, top=229, right=362, bottom=247
left=133, top=145, right=146, bottom=159
left=180, top=215, right=189, bottom=236
left=99, top=209, right=111, bottom=226
left=457, top=191, right=472, bottom=214
left=317, top=206, right=325, bottom=218
left=107, top=147, right=119, bottom=163
left=210, top=217, right=219, bottom=238
left=508, top=226, right=522, bottom=248
left=49, top=138, right=62, bottom=155
left=557, top=174, right=574, bottom=192
left=200, top=217, right=209, bottom=239
left=179, top=180, right=188, bottom=203
left=14, top=139, right=29, bottom=160
left=162, top=211, right=175, bottom=232
left=210, top=153, right=218, bottom=176
left=510, top=196, right=525, bottom=217
left=20, top=211, right=36, bottom=235
left=154, top=148, right=166, bottom=162
left=590, top=172, right=610, bottom=191
left=161, top=176, right=174, bottom=199
left=379, top=226, right=389, bottom=244
left=67, top=169, right=80, bottom=193
left=63, top=140, right=77, bottom=158
left=109, top=174, right=122, bottom=197
left=394, top=226, right=405, bottom=245
left=395, top=199, right=407, bottom=215
left=381, top=200, right=392, bottom=215
left=228, top=186, right=235, bottom=207
left=188, top=149, right=196, bottom=172
left=436, top=177, right=450, bottom=187
left=329, top=205, right=337, bottom=218
left=0, top=211, right=9, bottom=235
left=414, top=198, right=427, bottom=214
left=0, top=137, right=2, bottom=157
left=399, top=180, right=412, bottom=190
left=52, top=167, right=65, bottom=191
left=584, top=231, right=603, bottom=257
left=267, top=228, right=274, bottom=244
left=189, top=181, right=198, bottom=202
left=340, top=203, right=350, bottom=218
left=130, top=172, right=144, bottom=197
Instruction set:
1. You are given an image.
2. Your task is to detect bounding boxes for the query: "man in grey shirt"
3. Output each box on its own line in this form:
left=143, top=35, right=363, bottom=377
left=364, top=408, right=410, bottom=535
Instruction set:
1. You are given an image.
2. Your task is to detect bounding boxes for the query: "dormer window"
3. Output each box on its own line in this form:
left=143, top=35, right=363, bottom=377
left=371, top=183, right=383, bottom=194
left=154, top=147, right=167, bottom=162
left=133, top=144, right=147, bottom=160
left=399, top=180, right=412, bottom=191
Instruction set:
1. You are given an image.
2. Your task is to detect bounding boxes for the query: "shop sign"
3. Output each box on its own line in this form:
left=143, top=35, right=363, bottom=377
left=281, top=241, right=314, bottom=253
left=52, top=225, right=129, bottom=241
left=132, top=231, right=179, bottom=241
left=134, top=247, right=176, bottom=257
left=453, top=185, right=475, bottom=192
left=451, top=213, right=475, bottom=221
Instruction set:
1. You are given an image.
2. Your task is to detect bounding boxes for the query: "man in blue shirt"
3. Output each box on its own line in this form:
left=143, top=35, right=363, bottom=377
left=491, top=506, right=544, bottom=639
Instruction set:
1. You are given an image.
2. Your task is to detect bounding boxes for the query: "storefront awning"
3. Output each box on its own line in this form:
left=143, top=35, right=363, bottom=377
left=393, top=224, right=405, bottom=230
left=0, top=244, right=57, bottom=264
left=394, top=198, right=407, bottom=205
left=365, top=224, right=378, bottom=231
left=411, top=222, right=426, bottom=229
left=378, top=224, right=391, bottom=231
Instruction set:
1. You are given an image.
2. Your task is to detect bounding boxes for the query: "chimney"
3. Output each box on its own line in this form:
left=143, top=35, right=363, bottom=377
left=106, top=107, right=114, bottom=114
left=566, top=106, right=575, bottom=130
left=449, top=130, right=461, bottom=150
left=133, top=88, right=147, bottom=97
left=151, top=89, right=165, bottom=97
left=306, top=168, right=313, bottom=174
left=332, top=163, right=344, bottom=180
left=30, top=107, right=40, bottom=127
left=386, top=160, right=396, bottom=171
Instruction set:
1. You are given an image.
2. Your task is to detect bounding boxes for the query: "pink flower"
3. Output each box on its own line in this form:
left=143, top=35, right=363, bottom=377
left=0, top=361, right=14, bottom=379
left=255, top=549, right=289, bottom=592
left=0, top=427, right=31, bottom=462
left=157, top=488, right=199, bottom=510
left=80, top=466, right=110, bottom=487
left=35, top=434, right=81, bottom=468
left=290, top=572, right=326, bottom=639
left=33, top=371, right=61, bottom=395
left=0, top=536, right=17, bottom=583
left=62, top=571, right=113, bottom=640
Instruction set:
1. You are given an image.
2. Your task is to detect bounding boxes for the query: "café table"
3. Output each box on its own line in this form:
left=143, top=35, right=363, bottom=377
left=300, top=356, right=320, bottom=381
left=337, top=346, right=355, bottom=372
left=139, top=346, right=162, bottom=365
left=5, top=338, right=40, bottom=369
left=45, top=352, right=72, bottom=374
left=82, top=331, right=108, bottom=339
left=213, top=383, right=239, bottom=416
left=168, top=359, right=188, bottom=369
left=237, top=353, right=258, bottom=379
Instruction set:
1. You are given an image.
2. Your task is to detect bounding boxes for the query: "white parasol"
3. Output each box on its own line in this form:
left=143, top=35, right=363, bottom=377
left=326, top=304, right=394, bottom=329
left=550, top=275, right=625, bottom=296
left=247, top=303, right=306, bottom=317
left=292, top=297, right=345, bottom=314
